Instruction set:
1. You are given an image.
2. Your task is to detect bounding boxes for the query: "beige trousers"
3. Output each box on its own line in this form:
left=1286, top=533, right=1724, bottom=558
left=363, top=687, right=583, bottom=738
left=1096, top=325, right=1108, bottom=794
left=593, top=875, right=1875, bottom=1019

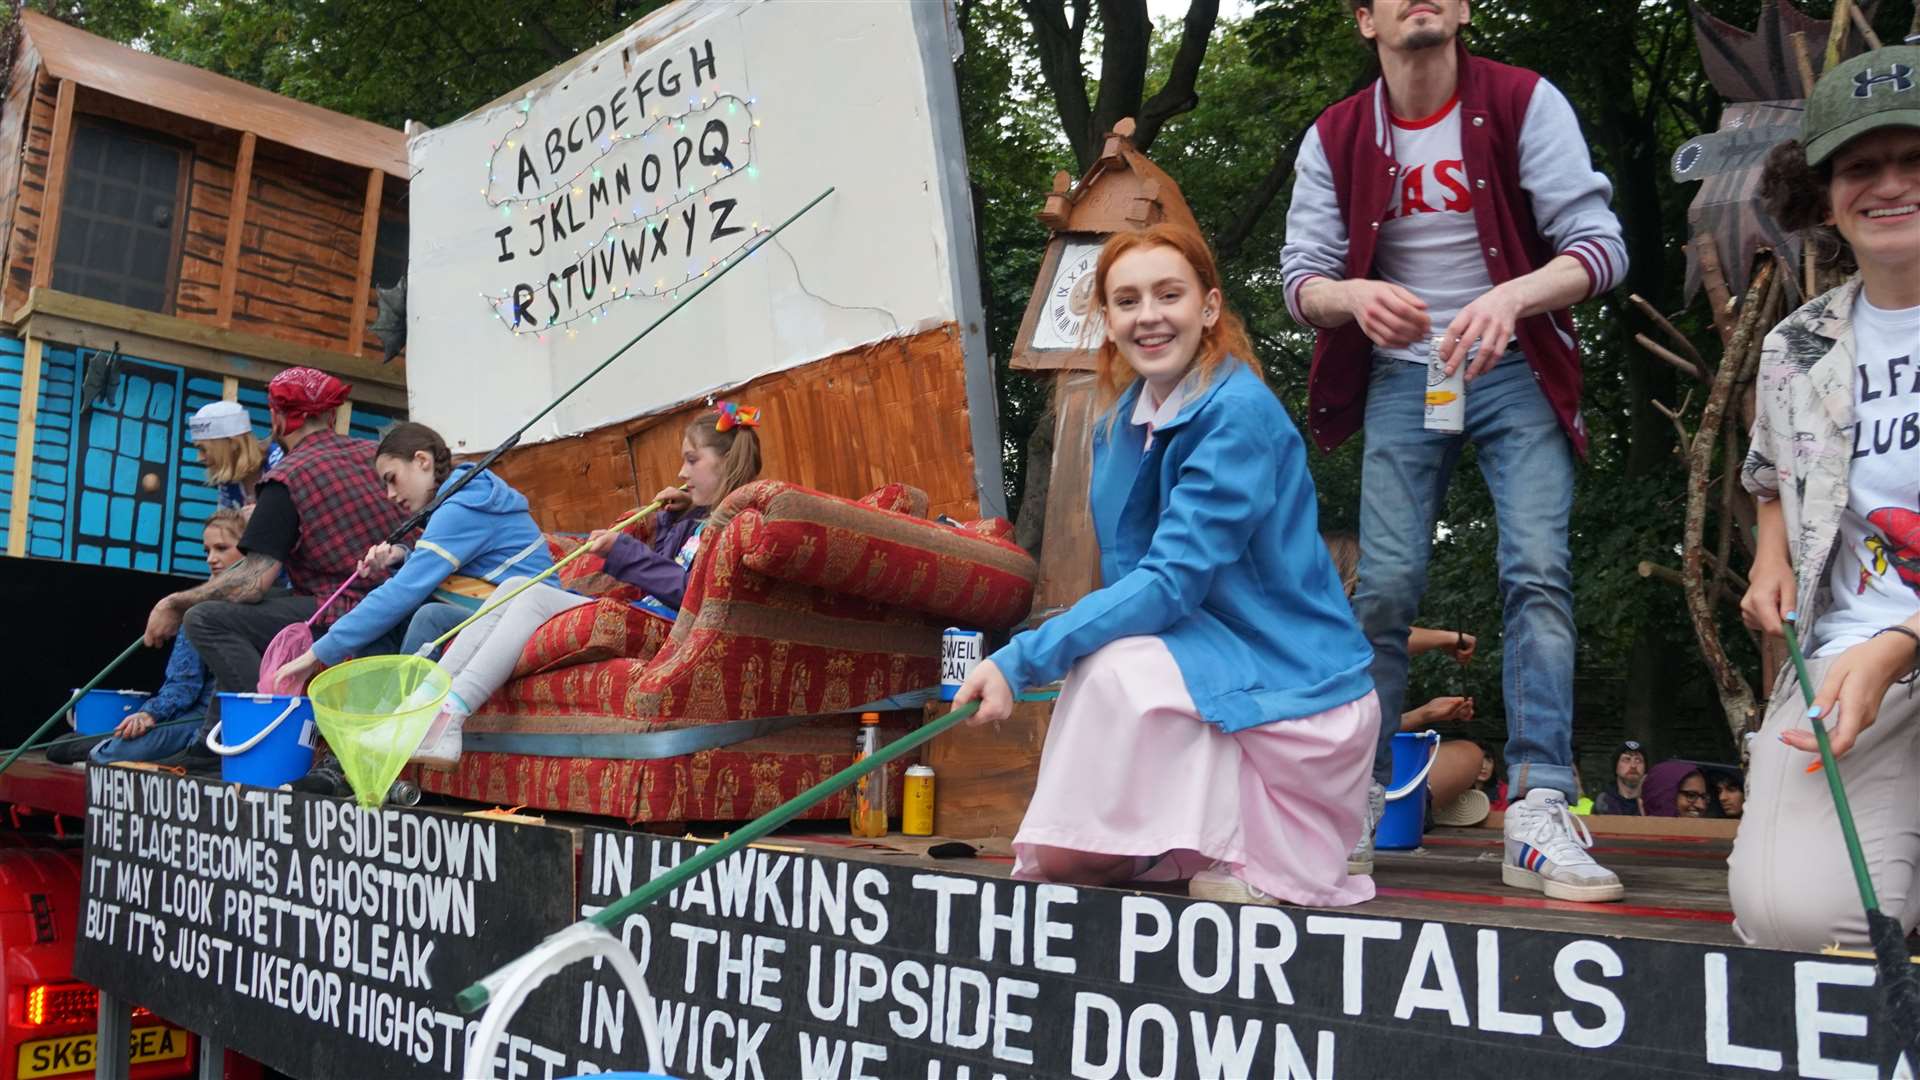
left=1728, top=653, right=1920, bottom=951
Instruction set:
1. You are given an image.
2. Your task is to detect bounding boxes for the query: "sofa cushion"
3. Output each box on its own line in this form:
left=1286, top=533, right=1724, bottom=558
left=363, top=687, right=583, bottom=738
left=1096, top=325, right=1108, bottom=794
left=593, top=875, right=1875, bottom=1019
left=729, top=491, right=1035, bottom=628
left=511, top=599, right=674, bottom=679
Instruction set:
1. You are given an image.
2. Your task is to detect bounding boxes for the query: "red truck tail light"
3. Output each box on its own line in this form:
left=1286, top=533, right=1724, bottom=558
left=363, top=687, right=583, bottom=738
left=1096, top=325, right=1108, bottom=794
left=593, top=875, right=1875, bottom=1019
left=21, top=983, right=152, bottom=1028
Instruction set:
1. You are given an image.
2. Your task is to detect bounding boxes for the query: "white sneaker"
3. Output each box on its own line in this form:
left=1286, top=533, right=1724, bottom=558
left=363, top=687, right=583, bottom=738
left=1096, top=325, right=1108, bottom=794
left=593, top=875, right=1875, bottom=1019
left=1188, top=867, right=1278, bottom=907
left=1347, top=782, right=1385, bottom=876
left=410, top=707, right=466, bottom=769
left=1503, top=788, right=1624, bottom=902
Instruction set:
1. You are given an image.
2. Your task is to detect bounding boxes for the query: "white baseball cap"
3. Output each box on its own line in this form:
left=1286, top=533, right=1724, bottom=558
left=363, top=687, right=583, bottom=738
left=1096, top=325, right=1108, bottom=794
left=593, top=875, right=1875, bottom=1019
left=189, top=400, right=253, bottom=441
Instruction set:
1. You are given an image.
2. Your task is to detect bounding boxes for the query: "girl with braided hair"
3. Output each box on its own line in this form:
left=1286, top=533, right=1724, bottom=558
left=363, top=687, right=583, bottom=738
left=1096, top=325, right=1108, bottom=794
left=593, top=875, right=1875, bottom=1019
left=270, top=422, right=552, bottom=691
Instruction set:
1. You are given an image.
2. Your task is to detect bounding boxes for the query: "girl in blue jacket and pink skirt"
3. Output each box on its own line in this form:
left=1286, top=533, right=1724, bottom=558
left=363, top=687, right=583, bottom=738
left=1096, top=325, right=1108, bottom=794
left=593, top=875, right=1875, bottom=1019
left=954, top=225, right=1380, bottom=906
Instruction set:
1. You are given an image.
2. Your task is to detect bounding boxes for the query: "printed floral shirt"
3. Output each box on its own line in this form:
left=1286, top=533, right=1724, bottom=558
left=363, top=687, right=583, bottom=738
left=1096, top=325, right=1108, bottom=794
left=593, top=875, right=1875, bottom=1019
left=1741, top=278, right=1866, bottom=647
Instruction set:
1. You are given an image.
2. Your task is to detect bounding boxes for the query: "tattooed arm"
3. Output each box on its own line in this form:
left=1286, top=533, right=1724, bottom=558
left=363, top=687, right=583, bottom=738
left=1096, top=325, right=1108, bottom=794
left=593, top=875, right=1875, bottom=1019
left=143, top=553, right=283, bottom=646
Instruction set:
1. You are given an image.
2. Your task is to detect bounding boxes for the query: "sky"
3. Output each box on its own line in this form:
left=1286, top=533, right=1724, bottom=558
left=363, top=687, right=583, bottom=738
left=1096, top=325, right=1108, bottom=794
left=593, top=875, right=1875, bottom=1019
left=1145, top=0, right=1259, bottom=22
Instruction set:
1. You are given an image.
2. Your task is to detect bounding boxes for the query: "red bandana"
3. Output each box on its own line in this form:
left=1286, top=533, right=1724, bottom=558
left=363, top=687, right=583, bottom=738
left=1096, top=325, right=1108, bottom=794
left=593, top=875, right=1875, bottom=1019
left=268, top=368, right=352, bottom=429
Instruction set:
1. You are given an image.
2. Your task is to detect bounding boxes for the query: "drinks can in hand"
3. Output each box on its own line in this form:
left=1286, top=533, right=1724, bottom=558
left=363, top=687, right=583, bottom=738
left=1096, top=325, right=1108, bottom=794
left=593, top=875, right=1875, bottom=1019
left=903, top=764, right=936, bottom=836
left=1424, top=334, right=1465, bottom=433
left=940, top=628, right=985, bottom=701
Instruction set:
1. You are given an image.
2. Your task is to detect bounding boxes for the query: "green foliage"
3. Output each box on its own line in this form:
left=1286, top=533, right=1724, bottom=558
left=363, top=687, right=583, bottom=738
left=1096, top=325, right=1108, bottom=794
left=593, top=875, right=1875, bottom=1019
left=41, top=0, right=1863, bottom=772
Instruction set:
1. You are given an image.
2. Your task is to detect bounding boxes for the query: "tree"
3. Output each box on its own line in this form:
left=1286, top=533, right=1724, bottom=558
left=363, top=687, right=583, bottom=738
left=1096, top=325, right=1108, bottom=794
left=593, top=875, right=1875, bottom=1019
left=1021, top=0, right=1221, bottom=170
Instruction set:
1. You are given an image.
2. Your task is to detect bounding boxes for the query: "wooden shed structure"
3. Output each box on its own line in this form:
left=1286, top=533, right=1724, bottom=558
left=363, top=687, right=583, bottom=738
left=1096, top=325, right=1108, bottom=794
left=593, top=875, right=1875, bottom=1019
left=0, top=11, right=409, bottom=575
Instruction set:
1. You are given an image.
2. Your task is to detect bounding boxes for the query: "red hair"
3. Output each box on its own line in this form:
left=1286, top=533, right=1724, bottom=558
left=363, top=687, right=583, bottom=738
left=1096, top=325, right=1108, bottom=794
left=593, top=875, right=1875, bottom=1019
left=1088, top=225, right=1262, bottom=417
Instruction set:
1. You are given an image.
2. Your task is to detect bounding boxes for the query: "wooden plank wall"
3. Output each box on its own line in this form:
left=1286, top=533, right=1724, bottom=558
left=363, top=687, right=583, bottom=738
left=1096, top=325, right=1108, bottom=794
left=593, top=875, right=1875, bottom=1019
left=0, top=40, right=43, bottom=302
left=487, top=326, right=985, bottom=533
left=2, top=76, right=400, bottom=358
left=1, top=66, right=61, bottom=318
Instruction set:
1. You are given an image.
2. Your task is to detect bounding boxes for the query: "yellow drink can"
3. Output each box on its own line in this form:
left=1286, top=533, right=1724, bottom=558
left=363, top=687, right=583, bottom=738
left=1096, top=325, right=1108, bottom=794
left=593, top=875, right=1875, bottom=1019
left=903, top=764, right=936, bottom=836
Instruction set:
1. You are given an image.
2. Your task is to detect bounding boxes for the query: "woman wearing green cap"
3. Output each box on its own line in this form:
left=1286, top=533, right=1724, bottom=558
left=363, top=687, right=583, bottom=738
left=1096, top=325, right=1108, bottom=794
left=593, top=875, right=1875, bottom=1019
left=1729, top=43, right=1920, bottom=951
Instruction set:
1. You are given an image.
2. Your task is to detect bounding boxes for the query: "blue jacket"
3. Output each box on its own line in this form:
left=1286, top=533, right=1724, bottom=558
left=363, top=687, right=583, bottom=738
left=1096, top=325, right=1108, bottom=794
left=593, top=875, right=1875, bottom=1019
left=989, top=360, right=1373, bottom=732
left=140, top=634, right=214, bottom=725
left=312, top=466, right=553, bottom=664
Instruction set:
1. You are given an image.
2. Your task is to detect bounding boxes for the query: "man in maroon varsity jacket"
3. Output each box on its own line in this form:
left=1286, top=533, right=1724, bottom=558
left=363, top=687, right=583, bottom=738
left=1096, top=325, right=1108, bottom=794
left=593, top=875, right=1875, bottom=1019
left=1281, top=1, right=1628, bottom=901
left=143, top=369, right=406, bottom=710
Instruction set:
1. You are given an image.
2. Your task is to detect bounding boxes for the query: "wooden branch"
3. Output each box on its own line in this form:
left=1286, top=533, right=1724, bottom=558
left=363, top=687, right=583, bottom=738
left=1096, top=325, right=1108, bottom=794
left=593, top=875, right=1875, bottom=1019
left=1847, top=2, right=1882, bottom=50
left=1681, top=263, right=1775, bottom=747
left=1653, top=389, right=1695, bottom=452
left=347, top=169, right=383, bottom=357
left=1702, top=547, right=1749, bottom=595
left=1823, top=0, right=1853, bottom=70
left=1694, top=233, right=1735, bottom=344
left=1628, top=293, right=1703, bottom=364
left=31, top=80, right=77, bottom=292
left=217, top=131, right=257, bottom=327
left=1637, top=560, right=1685, bottom=587
left=1134, top=0, right=1220, bottom=151
left=1790, top=31, right=1818, bottom=97
left=1637, top=333, right=1705, bottom=383
left=1216, top=124, right=1306, bottom=260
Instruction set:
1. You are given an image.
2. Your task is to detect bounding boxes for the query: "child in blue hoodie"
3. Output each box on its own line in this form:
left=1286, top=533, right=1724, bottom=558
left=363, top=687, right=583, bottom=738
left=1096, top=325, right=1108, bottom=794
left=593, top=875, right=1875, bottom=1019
left=269, top=422, right=553, bottom=691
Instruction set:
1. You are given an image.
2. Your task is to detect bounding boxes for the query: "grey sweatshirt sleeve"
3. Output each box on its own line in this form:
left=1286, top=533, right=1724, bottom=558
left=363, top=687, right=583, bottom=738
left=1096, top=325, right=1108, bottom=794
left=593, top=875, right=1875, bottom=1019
left=1280, top=124, right=1348, bottom=328
left=1517, top=79, right=1629, bottom=298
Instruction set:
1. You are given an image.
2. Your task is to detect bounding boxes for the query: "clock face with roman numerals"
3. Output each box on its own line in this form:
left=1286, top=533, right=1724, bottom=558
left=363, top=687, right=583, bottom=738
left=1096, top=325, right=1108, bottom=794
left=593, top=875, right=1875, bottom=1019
left=1030, top=239, right=1105, bottom=351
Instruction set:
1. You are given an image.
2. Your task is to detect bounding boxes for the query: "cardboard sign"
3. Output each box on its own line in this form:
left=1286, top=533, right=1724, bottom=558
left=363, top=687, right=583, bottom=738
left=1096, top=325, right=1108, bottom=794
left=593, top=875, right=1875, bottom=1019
left=406, top=1, right=977, bottom=452
left=73, top=767, right=575, bottom=1079
left=504, top=832, right=1910, bottom=1079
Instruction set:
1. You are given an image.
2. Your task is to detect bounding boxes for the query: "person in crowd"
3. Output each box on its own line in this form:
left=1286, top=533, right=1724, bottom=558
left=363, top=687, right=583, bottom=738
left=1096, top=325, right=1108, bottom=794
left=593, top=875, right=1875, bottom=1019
left=1330, top=529, right=1480, bottom=851
left=1642, top=760, right=1710, bottom=818
left=1426, top=738, right=1496, bottom=827
left=188, top=400, right=277, bottom=512
left=268, top=422, right=553, bottom=694
left=1727, top=43, right=1920, bottom=951
left=1282, top=0, right=1629, bottom=901
left=142, top=369, right=406, bottom=710
left=954, top=225, right=1378, bottom=908
left=1712, top=771, right=1744, bottom=820
left=49, top=510, right=247, bottom=766
left=1592, top=740, right=1647, bottom=815
left=391, top=405, right=763, bottom=770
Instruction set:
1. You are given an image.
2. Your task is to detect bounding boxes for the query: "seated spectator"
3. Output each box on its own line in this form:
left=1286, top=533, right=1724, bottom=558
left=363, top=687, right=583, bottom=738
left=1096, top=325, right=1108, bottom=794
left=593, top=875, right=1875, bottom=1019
left=50, top=510, right=246, bottom=765
left=1643, top=760, right=1711, bottom=818
left=1591, top=741, right=1647, bottom=815
left=189, top=400, right=278, bottom=512
left=143, top=370, right=407, bottom=714
left=1712, top=771, right=1745, bottom=820
left=1428, top=739, right=1495, bottom=827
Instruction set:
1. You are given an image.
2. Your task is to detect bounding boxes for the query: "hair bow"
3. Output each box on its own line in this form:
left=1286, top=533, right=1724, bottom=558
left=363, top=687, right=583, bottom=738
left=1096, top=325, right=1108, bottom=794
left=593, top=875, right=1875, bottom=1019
left=714, top=401, right=761, bottom=432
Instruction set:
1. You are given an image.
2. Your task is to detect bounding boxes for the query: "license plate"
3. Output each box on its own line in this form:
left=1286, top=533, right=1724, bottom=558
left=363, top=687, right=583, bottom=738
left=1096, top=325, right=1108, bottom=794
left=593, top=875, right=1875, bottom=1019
left=16, top=1025, right=187, bottom=1078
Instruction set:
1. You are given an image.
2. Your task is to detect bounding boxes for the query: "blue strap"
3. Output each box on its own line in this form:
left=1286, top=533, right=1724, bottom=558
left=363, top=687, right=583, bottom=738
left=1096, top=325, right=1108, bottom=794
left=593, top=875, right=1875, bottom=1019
left=460, top=685, right=1060, bottom=760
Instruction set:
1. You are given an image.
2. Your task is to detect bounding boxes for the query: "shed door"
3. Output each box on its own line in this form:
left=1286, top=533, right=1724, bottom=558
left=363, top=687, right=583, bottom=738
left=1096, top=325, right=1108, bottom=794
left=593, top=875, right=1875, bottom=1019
left=70, top=359, right=180, bottom=571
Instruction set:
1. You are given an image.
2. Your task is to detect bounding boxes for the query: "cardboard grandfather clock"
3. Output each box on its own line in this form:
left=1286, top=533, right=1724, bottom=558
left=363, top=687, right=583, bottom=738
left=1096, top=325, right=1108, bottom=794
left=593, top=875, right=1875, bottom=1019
left=927, top=119, right=1202, bottom=838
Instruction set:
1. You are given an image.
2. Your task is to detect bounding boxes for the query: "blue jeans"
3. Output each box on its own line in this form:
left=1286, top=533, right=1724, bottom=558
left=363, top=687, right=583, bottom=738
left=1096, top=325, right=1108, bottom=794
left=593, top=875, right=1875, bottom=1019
left=89, top=714, right=207, bottom=765
left=1353, top=352, right=1577, bottom=799
left=403, top=603, right=471, bottom=659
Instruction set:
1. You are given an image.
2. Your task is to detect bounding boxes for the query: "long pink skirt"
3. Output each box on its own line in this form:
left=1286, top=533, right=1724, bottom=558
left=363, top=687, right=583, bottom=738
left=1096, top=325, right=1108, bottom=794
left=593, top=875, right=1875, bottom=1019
left=1012, top=636, right=1378, bottom=907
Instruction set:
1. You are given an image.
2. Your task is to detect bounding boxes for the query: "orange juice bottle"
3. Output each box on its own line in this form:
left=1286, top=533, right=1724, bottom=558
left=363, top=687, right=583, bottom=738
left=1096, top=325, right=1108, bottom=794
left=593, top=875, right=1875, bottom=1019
left=850, top=712, right=888, bottom=837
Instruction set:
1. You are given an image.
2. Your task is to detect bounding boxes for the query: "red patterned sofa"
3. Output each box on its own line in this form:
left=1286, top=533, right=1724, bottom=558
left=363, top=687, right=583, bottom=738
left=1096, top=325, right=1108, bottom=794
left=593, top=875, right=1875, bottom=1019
left=413, top=480, right=1037, bottom=822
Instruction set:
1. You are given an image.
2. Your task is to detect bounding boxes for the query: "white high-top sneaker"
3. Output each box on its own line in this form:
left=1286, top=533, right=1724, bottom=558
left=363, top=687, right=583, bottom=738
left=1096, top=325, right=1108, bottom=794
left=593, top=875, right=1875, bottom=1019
left=1503, top=788, right=1624, bottom=902
left=1347, top=781, right=1386, bottom=876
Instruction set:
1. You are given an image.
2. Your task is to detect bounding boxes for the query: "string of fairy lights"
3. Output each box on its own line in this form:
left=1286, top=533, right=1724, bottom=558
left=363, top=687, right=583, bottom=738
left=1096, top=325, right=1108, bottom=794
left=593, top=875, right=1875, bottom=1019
left=477, top=86, right=768, bottom=338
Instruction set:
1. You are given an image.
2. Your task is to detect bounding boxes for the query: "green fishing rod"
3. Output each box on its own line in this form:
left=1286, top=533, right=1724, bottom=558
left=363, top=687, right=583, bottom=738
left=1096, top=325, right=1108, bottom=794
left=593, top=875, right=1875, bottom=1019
left=457, top=700, right=980, bottom=1014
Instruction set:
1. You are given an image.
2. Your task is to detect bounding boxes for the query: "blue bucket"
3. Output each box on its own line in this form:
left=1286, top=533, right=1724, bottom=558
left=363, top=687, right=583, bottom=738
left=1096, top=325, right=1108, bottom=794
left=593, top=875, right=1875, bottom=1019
left=70, top=690, right=147, bottom=736
left=1377, top=730, right=1442, bottom=851
left=206, top=693, right=316, bottom=788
